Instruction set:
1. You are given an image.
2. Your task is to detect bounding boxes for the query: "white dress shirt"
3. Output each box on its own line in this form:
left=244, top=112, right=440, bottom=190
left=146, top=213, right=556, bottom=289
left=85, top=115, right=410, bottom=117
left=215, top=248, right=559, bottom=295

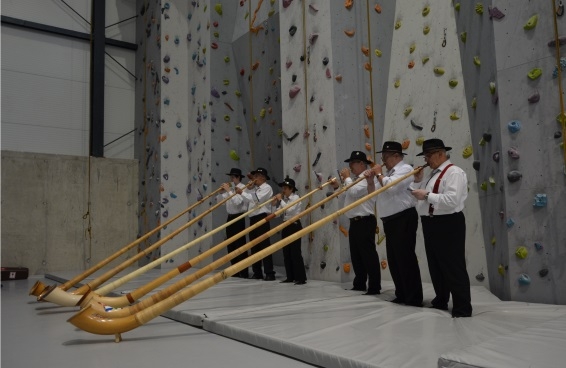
left=410, top=160, right=468, bottom=216
left=276, top=193, right=302, bottom=221
left=376, top=161, right=417, bottom=218
left=218, top=182, right=247, bottom=215
left=343, top=174, right=378, bottom=218
left=240, top=182, right=273, bottom=217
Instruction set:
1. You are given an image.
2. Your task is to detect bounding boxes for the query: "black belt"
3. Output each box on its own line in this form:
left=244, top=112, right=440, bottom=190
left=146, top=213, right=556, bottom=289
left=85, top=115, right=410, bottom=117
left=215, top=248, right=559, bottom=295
left=349, top=215, right=374, bottom=222
left=421, top=211, right=462, bottom=219
left=250, top=213, right=268, bottom=220
left=380, top=207, right=415, bottom=224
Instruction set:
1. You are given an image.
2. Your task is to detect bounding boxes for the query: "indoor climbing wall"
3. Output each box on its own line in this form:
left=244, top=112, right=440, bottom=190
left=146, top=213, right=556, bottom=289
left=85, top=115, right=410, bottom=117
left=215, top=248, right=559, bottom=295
left=455, top=0, right=566, bottom=304
left=381, top=2, right=489, bottom=287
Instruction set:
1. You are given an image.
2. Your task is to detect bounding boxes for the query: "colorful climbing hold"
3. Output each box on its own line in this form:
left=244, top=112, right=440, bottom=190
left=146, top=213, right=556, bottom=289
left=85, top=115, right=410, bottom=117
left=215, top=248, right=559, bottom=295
left=507, top=170, right=522, bottom=182
left=507, top=120, right=521, bottom=133
left=533, top=194, right=547, bottom=207
left=289, top=85, right=301, bottom=98
left=433, top=67, right=445, bottom=75
left=475, top=3, right=484, bottom=15
left=524, top=14, right=538, bottom=30
left=462, top=145, right=473, bottom=158
left=214, top=3, right=223, bottom=15
left=518, top=274, right=531, bottom=285
left=528, top=68, right=542, bottom=80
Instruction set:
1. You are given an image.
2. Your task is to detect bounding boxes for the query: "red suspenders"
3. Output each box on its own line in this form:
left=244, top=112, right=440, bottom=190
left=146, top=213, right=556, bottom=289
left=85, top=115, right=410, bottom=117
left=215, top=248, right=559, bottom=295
left=428, top=164, right=453, bottom=216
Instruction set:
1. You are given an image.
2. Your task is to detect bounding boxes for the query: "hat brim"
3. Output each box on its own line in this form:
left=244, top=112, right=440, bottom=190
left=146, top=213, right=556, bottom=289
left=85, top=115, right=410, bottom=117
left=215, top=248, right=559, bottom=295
left=375, top=149, right=406, bottom=155
left=226, top=173, right=245, bottom=178
left=344, top=158, right=372, bottom=164
left=416, top=146, right=452, bottom=156
left=251, top=171, right=270, bottom=180
left=278, top=182, right=298, bottom=191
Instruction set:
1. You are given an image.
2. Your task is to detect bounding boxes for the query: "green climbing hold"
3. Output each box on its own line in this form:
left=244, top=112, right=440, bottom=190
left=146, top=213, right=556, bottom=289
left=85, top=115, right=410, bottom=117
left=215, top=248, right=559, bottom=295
left=423, top=25, right=430, bottom=35
left=433, top=67, right=445, bottom=75
left=422, top=57, right=430, bottom=65
left=524, top=14, right=538, bottom=30
left=473, top=56, right=481, bottom=66
left=480, top=181, right=487, bottom=191
left=224, top=115, right=230, bottom=121
left=528, top=68, right=542, bottom=80
left=460, top=32, right=467, bottom=43
left=455, top=3, right=460, bottom=11
left=375, top=49, right=382, bottom=57
left=404, top=107, right=413, bottom=117
left=224, top=56, right=230, bottom=62
left=489, top=82, right=496, bottom=94
left=515, top=246, right=528, bottom=259
left=475, top=3, right=484, bottom=15
left=234, top=90, right=242, bottom=97
left=229, top=149, right=240, bottom=161
left=449, top=79, right=458, bottom=88
left=214, top=3, right=223, bottom=15
left=471, top=97, right=477, bottom=109
left=422, top=6, right=430, bottom=17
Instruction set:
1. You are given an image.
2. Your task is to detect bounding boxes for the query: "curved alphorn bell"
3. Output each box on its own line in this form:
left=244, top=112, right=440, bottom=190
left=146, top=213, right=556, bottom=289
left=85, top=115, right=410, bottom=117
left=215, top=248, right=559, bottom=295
left=85, top=178, right=337, bottom=312
left=68, top=166, right=426, bottom=342
left=29, top=186, right=225, bottom=297
left=38, top=183, right=253, bottom=306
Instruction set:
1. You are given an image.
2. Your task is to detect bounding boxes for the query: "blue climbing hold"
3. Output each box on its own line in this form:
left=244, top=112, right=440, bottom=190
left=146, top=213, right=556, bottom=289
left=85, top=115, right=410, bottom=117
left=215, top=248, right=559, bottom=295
left=533, top=193, right=547, bottom=207
left=507, top=120, right=521, bottom=133
left=518, top=274, right=531, bottom=286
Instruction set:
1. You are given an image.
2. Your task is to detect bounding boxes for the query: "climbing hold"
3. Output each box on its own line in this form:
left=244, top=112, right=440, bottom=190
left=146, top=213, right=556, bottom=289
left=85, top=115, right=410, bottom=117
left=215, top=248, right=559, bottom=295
left=422, top=57, right=430, bottom=65
left=364, top=124, right=371, bottom=138
left=335, top=74, right=343, bottom=82
left=408, top=60, right=415, bottom=69
left=312, top=152, right=322, bottom=166
left=528, top=90, right=540, bottom=103
left=344, top=0, right=353, bottom=9
left=410, top=120, right=423, bottom=130
left=491, top=236, right=496, bottom=245
left=339, top=225, right=348, bottom=237
left=235, top=90, right=242, bottom=97
left=394, top=20, right=402, bottom=30
left=454, top=3, right=460, bottom=11
left=211, top=88, right=220, bottom=98
left=489, top=177, right=496, bottom=187
left=394, top=79, right=400, bottom=88
left=533, top=194, right=547, bottom=207
left=475, top=273, right=485, bottom=281
left=343, top=263, right=351, bottom=273
left=507, top=170, right=522, bottom=182
left=433, top=67, right=445, bottom=75
left=506, top=218, right=515, bottom=228
left=449, top=79, right=458, bottom=88
left=361, top=46, right=369, bottom=56
left=292, top=74, right=297, bottom=82
left=326, top=68, right=332, bottom=78
left=473, top=56, right=481, bottom=66
left=235, top=125, right=242, bottom=131
left=375, top=49, right=382, bottom=57
left=539, top=269, right=549, bottom=277
left=229, top=150, right=240, bottom=161
left=365, top=143, right=372, bottom=151
left=489, top=82, right=496, bottom=94
left=528, top=68, right=542, bottom=80
left=472, top=161, right=480, bottom=171
left=409, top=43, right=416, bottom=54
left=523, top=14, right=538, bottom=30
left=251, top=61, right=260, bottom=70
left=462, top=145, right=473, bottom=158
left=460, top=32, right=467, bottom=43
left=365, top=106, right=373, bottom=120
left=344, top=29, right=355, bottom=37
left=555, top=131, right=562, bottom=138
left=309, top=4, right=318, bottom=12
left=534, top=242, right=544, bottom=251
left=497, top=264, right=505, bottom=276
left=416, top=137, right=425, bottom=146
left=488, top=6, right=505, bottom=19
left=401, top=139, right=410, bottom=150
left=323, top=57, right=329, bottom=65
left=475, top=3, right=484, bottom=14
left=423, top=25, right=430, bottom=35
left=548, top=36, right=566, bottom=47
left=471, top=97, right=477, bottom=109
left=224, top=56, right=230, bottom=63
left=289, top=85, right=301, bottom=98
left=162, top=75, right=169, bottom=84
left=518, top=274, right=531, bottom=286
left=320, top=261, right=326, bottom=269
left=492, top=151, right=500, bottom=162
left=309, top=33, right=319, bottom=45
left=507, top=120, right=521, bottom=133
left=293, top=164, right=301, bottom=173
left=214, top=3, right=223, bottom=15
left=364, top=62, right=372, bottom=71
left=449, top=112, right=460, bottom=120
left=480, top=181, right=487, bottom=191
left=403, top=107, right=413, bottom=117
left=508, top=147, right=520, bottom=159
left=422, top=5, right=430, bottom=16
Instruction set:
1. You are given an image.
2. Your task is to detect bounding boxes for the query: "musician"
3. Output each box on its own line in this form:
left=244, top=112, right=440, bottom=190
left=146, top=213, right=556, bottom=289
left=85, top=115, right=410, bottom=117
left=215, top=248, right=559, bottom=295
left=218, top=168, right=249, bottom=278
left=369, top=141, right=422, bottom=307
left=332, top=151, right=381, bottom=295
left=236, top=167, right=276, bottom=281
left=272, top=178, right=307, bottom=285
left=409, top=138, right=472, bottom=318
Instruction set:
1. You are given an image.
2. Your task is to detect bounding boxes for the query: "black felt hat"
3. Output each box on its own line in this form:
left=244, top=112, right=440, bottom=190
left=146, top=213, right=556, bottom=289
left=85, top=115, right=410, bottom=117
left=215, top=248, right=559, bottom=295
left=226, top=168, right=245, bottom=179
left=416, top=138, right=452, bottom=156
left=278, top=177, right=298, bottom=192
left=344, top=151, right=372, bottom=164
left=376, top=141, right=406, bottom=155
left=250, top=167, right=270, bottom=180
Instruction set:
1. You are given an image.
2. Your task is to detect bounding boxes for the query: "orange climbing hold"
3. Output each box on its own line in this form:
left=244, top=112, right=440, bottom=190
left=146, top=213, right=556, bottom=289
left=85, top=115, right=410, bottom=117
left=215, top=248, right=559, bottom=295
left=365, top=142, right=372, bottom=151
left=365, top=106, right=373, bottom=120
left=335, top=74, right=343, bottom=82
left=401, top=139, right=410, bottom=149
left=159, top=135, right=167, bottom=142
left=344, top=0, right=353, bottom=9
left=339, top=225, right=349, bottom=237
left=361, top=46, right=369, bottom=56
left=364, top=124, right=371, bottom=138
left=364, top=62, right=372, bottom=71
left=375, top=4, right=382, bottom=13
left=408, top=60, right=415, bottom=69
left=344, top=29, right=356, bottom=37
left=343, top=263, right=351, bottom=273
left=251, top=61, right=260, bottom=70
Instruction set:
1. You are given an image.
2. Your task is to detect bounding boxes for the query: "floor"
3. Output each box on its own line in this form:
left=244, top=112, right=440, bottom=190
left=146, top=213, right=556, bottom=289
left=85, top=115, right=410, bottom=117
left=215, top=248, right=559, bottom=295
left=3, top=269, right=566, bottom=368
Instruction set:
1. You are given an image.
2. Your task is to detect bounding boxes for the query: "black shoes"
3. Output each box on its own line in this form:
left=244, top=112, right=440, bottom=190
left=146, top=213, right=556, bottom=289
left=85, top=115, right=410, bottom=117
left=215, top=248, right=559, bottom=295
left=263, top=274, right=276, bottom=281
left=363, top=290, right=380, bottom=295
left=350, top=286, right=367, bottom=291
left=280, top=279, right=293, bottom=283
left=250, top=274, right=263, bottom=280
left=429, top=305, right=449, bottom=311
left=294, top=281, right=306, bottom=285
left=389, top=298, right=405, bottom=304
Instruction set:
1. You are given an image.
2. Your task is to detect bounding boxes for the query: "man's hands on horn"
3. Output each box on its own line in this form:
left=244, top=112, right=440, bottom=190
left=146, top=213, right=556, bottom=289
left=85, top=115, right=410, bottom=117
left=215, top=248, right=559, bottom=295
left=221, top=183, right=231, bottom=192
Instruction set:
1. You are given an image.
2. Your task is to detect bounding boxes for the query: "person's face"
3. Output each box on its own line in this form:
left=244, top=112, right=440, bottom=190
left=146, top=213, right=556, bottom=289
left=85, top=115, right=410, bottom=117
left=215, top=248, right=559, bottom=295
left=281, top=185, right=293, bottom=197
left=254, top=173, right=266, bottom=184
left=349, top=160, right=366, bottom=175
left=230, top=175, right=241, bottom=184
left=380, top=152, right=397, bottom=170
left=423, top=150, right=445, bottom=169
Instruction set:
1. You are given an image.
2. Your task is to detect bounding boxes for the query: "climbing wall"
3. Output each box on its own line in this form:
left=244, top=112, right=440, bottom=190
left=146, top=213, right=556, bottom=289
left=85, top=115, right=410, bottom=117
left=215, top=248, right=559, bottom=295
left=455, top=0, right=566, bottom=304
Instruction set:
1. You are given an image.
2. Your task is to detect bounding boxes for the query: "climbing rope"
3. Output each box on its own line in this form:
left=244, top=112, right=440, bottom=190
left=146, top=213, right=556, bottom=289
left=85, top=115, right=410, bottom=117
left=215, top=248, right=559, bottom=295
left=551, top=0, right=566, bottom=173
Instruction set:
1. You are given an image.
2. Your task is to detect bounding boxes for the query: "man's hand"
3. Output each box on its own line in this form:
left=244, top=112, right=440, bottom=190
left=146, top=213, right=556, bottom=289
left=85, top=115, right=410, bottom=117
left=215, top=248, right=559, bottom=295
left=331, top=177, right=340, bottom=190
left=413, top=168, right=424, bottom=183
left=411, top=189, right=428, bottom=200
left=221, top=183, right=231, bottom=192
left=371, top=164, right=383, bottom=176
left=340, top=167, right=350, bottom=181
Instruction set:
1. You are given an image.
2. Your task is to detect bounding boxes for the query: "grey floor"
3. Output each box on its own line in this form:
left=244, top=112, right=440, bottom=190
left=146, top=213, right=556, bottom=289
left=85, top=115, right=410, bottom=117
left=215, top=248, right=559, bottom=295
left=1, top=276, right=317, bottom=368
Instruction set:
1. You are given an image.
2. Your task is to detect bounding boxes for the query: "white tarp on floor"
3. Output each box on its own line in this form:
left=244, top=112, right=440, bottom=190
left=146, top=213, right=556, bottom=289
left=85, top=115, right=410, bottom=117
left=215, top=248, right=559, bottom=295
left=48, top=269, right=566, bottom=368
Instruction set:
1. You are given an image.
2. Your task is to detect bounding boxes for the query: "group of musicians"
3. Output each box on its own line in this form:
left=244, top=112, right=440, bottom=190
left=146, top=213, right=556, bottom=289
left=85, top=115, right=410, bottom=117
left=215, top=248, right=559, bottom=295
left=218, top=138, right=472, bottom=318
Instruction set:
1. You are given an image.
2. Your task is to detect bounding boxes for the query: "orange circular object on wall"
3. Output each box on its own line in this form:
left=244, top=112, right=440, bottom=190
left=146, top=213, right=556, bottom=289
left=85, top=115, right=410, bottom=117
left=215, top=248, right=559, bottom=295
left=343, top=263, right=351, bottom=273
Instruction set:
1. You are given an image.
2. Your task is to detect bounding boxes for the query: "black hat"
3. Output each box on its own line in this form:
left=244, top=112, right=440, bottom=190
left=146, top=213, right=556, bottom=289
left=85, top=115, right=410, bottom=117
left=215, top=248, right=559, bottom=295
left=250, top=167, right=270, bottom=180
left=376, top=141, right=406, bottom=155
left=226, top=168, right=245, bottom=179
left=416, top=138, right=452, bottom=156
left=344, top=151, right=372, bottom=164
left=278, top=177, right=298, bottom=192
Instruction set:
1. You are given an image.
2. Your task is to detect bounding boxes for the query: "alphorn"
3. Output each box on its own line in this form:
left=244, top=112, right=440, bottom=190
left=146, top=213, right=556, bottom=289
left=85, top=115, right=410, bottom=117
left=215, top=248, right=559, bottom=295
left=69, top=166, right=425, bottom=341
left=29, top=186, right=225, bottom=297
left=45, top=180, right=297, bottom=308
left=86, top=178, right=338, bottom=313
left=38, top=182, right=253, bottom=305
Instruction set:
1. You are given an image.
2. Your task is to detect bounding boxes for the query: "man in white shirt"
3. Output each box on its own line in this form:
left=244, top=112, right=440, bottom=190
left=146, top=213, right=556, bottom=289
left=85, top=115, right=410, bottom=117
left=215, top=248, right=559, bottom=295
left=219, top=168, right=249, bottom=278
left=236, top=167, right=276, bottom=281
left=333, top=151, right=381, bottom=295
left=370, top=141, right=422, bottom=307
left=410, top=139, right=472, bottom=318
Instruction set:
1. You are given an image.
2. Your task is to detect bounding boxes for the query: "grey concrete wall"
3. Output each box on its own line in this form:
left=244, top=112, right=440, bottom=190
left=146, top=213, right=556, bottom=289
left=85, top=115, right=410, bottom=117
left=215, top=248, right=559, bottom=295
left=1, top=151, right=138, bottom=275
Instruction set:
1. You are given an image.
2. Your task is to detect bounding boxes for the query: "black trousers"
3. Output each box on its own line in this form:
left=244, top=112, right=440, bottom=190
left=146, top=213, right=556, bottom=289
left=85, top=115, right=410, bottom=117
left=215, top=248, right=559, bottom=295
left=421, top=212, right=472, bottom=316
left=382, top=207, right=422, bottom=305
left=281, top=221, right=307, bottom=282
left=249, top=213, right=274, bottom=276
left=349, top=215, right=381, bottom=292
left=226, top=213, right=248, bottom=277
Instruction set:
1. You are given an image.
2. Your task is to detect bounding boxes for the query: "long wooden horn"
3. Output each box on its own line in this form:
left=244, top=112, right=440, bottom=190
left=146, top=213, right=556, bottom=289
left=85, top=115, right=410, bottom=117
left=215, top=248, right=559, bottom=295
left=38, top=183, right=249, bottom=306
left=68, top=166, right=425, bottom=341
left=29, top=186, right=225, bottom=297
left=84, top=179, right=336, bottom=311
